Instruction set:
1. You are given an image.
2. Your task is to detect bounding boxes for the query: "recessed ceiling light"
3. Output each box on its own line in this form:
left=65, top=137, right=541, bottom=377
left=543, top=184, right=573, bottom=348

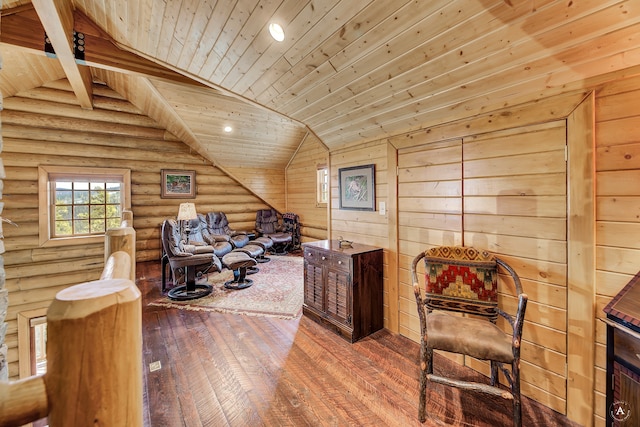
left=269, top=23, right=285, bottom=42
left=224, top=126, right=233, bottom=133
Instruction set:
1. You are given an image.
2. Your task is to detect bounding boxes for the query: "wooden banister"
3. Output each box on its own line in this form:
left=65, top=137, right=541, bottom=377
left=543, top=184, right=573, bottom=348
left=105, top=209, right=136, bottom=281
left=0, top=212, right=141, bottom=427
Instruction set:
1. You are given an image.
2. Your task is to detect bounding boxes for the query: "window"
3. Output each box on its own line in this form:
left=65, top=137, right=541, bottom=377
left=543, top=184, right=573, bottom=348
left=38, top=166, right=131, bottom=247
left=17, top=308, right=48, bottom=379
left=18, top=309, right=49, bottom=427
left=316, top=166, right=328, bottom=206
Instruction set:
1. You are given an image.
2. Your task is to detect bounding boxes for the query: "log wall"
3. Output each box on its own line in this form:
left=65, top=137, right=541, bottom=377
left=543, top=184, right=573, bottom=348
left=0, top=47, right=7, bottom=381
left=2, top=81, right=271, bottom=379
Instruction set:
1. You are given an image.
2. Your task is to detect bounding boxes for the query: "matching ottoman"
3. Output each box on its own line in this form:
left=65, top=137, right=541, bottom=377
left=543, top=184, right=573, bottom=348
left=252, top=236, right=274, bottom=263
left=234, top=244, right=264, bottom=274
left=221, top=252, right=258, bottom=290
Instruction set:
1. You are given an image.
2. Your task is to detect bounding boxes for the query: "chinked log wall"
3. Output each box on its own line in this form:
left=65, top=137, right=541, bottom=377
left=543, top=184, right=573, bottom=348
left=1, top=81, right=272, bottom=379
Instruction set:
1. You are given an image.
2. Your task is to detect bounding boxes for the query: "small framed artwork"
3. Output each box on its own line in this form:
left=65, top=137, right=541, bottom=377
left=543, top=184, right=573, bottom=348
left=161, top=169, right=196, bottom=199
left=338, top=164, right=375, bottom=211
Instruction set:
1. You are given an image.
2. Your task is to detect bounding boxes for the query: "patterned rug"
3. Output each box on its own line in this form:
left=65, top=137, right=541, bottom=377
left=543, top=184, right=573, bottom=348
left=150, top=255, right=304, bottom=319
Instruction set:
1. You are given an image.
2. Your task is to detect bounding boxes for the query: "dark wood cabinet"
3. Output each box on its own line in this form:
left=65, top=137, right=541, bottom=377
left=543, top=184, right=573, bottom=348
left=302, top=240, right=383, bottom=343
left=604, top=271, right=640, bottom=427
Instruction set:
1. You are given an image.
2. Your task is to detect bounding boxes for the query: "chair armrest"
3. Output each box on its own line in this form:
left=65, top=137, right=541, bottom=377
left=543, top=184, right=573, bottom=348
left=192, top=245, right=214, bottom=254
left=512, top=293, right=528, bottom=345
left=411, top=251, right=428, bottom=337
left=181, top=244, right=197, bottom=254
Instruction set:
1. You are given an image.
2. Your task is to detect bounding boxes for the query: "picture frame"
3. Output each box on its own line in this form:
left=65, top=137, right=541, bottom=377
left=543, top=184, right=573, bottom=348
left=161, top=169, right=196, bottom=199
left=338, top=164, right=375, bottom=211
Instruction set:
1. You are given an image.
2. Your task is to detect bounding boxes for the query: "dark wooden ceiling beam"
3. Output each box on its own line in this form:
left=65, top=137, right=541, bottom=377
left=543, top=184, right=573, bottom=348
left=0, top=5, right=203, bottom=88
left=31, top=0, right=93, bottom=109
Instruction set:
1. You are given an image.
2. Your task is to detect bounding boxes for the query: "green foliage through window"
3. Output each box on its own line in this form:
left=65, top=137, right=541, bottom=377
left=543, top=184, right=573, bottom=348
left=53, top=180, right=122, bottom=237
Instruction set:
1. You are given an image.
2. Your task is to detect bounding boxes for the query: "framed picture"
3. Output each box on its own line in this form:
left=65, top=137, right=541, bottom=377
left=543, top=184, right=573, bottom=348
left=338, top=164, right=375, bottom=211
left=161, top=169, right=196, bottom=199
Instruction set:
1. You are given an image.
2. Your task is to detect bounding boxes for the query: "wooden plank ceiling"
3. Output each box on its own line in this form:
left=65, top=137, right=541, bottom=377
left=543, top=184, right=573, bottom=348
left=2, top=0, right=640, bottom=170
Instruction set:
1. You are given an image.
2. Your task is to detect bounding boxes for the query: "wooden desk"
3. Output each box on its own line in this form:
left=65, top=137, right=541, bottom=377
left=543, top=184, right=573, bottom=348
left=302, top=240, right=383, bottom=343
left=603, top=271, right=640, bottom=426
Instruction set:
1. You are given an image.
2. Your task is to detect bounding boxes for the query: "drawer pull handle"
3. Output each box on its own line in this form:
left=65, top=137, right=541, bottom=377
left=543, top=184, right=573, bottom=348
left=338, top=261, right=343, bottom=264
left=322, top=256, right=326, bottom=260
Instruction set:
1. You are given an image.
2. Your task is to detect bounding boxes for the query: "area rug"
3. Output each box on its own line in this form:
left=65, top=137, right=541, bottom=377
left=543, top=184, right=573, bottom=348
left=150, top=255, right=304, bottom=319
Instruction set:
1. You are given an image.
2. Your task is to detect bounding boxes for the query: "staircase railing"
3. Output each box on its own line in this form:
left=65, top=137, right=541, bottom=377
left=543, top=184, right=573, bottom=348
left=0, top=211, right=141, bottom=427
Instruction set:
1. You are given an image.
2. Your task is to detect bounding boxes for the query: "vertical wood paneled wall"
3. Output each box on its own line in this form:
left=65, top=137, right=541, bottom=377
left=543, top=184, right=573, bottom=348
left=329, top=139, right=391, bottom=326
left=593, top=75, right=640, bottom=426
left=285, top=133, right=329, bottom=242
left=317, top=87, right=628, bottom=426
left=1, top=81, right=270, bottom=380
left=394, top=121, right=571, bottom=413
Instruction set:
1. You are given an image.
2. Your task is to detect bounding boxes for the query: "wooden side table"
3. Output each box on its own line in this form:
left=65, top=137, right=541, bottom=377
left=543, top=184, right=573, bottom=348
left=603, top=271, right=640, bottom=426
left=302, top=240, right=383, bottom=343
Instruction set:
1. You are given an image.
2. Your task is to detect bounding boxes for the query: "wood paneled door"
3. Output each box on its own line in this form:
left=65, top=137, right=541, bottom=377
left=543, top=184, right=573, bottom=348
left=397, top=121, right=569, bottom=414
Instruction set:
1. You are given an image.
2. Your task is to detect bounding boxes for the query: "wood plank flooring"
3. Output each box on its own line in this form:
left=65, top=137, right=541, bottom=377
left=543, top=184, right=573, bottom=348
left=138, top=260, right=579, bottom=427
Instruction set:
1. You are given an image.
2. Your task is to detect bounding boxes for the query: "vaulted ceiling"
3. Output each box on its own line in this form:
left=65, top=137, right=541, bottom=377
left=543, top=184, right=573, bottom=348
left=2, top=0, right=640, bottom=170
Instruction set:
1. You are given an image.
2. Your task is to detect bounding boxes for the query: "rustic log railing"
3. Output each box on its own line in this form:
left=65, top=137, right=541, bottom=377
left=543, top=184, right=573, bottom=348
left=0, top=211, right=141, bottom=427
left=105, top=209, right=136, bottom=281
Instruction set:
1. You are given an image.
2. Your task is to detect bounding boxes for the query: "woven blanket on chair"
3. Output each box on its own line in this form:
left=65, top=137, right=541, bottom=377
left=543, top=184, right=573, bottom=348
left=424, top=246, right=498, bottom=319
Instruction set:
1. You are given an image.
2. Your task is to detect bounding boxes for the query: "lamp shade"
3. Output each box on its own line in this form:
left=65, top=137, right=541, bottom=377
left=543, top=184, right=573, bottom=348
left=177, top=203, right=197, bottom=221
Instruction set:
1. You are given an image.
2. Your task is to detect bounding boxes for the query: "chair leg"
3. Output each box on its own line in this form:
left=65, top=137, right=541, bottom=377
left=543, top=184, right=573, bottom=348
left=512, top=360, right=522, bottom=427
left=490, top=360, right=499, bottom=386
left=161, top=255, right=168, bottom=292
left=418, top=342, right=431, bottom=423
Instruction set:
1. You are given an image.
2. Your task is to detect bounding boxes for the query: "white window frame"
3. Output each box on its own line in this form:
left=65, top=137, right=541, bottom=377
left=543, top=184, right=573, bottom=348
left=38, top=165, right=131, bottom=247
left=316, top=165, right=328, bottom=207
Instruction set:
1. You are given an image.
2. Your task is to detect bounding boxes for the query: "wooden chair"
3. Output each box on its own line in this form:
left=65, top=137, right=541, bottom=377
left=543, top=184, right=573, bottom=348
left=412, top=246, right=528, bottom=427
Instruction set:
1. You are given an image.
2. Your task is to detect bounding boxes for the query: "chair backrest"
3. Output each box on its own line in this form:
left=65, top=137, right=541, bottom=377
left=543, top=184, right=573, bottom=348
left=186, top=217, right=209, bottom=244
left=202, top=212, right=227, bottom=236
left=161, top=219, right=182, bottom=257
left=423, top=246, right=499, bottom=320
left=256, top=209, right=279, bottom=234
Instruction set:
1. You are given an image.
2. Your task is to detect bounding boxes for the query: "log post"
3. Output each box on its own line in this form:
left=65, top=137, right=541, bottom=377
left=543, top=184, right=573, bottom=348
left=45, top=278, right=142, bottom=427
left=0, top=375, right=48, bottom=426
left=105, top=209, right=136, bottom=281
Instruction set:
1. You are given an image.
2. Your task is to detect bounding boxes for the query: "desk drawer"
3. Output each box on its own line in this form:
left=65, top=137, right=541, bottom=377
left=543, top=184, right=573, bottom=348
left=331, top=253, right=351, bottom=272
left=304, top=248, right=329, bottom=264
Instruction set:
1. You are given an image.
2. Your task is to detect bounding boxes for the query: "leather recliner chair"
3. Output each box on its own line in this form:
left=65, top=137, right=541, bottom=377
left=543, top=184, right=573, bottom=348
left=189, top=215, right=233, bottom=257
left=255, top=208, right=292, bottom=255
left=161, top=219, right=221, bottom=300
left=201, top=212, right=250, bottom=249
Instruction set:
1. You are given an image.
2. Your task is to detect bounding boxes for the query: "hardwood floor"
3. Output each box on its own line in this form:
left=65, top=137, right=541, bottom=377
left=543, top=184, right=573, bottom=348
left=138, top=260, right=579, bottom=427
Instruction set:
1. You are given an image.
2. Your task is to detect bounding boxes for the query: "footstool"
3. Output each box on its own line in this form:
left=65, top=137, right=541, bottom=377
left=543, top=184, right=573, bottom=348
left=221, top=252, right=257, bottom=290
left=234, top=243, right=264, bottom=274
left=252, top=236, right=273, bottom=263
